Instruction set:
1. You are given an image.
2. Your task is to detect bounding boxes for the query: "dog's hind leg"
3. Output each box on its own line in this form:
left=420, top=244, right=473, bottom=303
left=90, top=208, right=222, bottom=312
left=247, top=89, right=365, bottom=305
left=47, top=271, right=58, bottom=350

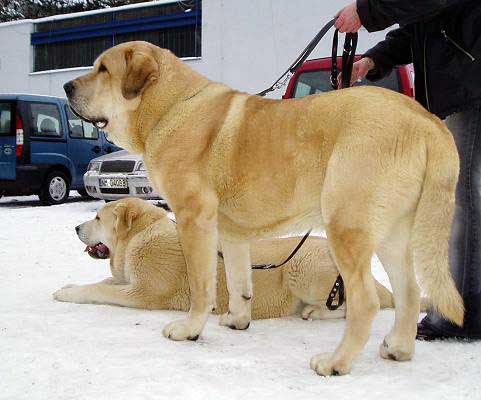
left=53, top=283, right=148, bottom=308
left=218, top=239, right=252, bottom=330
left=310, top=212, right=379, bottom=376
left=376, top=216, right=420, bottom=361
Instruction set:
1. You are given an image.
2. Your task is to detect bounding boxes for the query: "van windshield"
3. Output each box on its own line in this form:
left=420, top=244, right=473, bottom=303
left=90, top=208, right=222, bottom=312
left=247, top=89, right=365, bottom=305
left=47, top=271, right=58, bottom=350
left=293, top=69, right=400, bottom=98
left=0, top=103, right=12, bottom=136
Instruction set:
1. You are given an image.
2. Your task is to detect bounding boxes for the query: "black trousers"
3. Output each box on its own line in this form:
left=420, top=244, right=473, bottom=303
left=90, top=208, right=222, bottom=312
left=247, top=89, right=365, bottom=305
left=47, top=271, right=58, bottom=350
left=420, top=103, right=481, bottom=338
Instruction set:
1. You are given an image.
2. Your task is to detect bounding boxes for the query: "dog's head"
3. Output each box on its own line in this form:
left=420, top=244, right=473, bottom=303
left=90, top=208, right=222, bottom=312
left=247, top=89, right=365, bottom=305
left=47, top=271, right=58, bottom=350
left=76, top=198, right=148, bottom=259
left=63, top=41, right=164, bottom=151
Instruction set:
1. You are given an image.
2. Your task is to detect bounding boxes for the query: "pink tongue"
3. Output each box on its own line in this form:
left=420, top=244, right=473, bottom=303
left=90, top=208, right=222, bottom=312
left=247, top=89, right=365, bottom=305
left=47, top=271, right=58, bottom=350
left=85, top=243, right=110, bottom=259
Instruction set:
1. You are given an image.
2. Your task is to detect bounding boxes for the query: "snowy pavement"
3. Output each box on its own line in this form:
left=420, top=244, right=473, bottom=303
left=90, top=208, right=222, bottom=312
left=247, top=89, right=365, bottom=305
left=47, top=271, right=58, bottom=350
left=1, top=195, right=480, bottom=400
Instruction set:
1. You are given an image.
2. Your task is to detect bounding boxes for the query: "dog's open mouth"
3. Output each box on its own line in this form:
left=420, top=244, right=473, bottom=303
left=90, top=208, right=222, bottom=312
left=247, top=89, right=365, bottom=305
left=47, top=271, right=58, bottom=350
left=69, top=106, right=109, bottom=129
left=85, top=243, right=110, bottom=259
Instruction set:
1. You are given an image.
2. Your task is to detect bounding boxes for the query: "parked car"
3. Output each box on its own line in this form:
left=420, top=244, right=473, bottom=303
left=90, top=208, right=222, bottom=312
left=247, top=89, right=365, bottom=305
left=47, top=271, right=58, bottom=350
left=282, top=56, right=414, bottom=99
left=84, top=150, right=161, bottom=201
left=0, top=94, right=121, bottom=204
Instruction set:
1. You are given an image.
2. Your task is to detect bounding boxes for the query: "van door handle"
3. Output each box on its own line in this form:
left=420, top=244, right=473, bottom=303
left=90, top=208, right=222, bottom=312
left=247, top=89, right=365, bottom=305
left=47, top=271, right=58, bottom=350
left=93, top=145, right=101, bottom=154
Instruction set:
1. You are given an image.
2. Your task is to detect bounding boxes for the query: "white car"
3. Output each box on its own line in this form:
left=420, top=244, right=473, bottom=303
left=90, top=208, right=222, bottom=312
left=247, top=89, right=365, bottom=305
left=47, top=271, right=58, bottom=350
left=83, top=150, right=161, bottom=201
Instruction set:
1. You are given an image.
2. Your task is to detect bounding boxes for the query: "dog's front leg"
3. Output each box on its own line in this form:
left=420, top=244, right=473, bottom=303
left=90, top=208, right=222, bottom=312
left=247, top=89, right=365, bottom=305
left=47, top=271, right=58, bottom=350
left=162, top=189, right=218, bottom=342
left=218, top=239, right=252, bottom=330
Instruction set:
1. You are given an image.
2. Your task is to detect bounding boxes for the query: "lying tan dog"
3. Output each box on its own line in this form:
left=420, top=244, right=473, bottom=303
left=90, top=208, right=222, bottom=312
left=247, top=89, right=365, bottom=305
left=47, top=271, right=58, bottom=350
left=64, top=41, right=463, bottom=376
left=54, top=198, right=395, bottom=321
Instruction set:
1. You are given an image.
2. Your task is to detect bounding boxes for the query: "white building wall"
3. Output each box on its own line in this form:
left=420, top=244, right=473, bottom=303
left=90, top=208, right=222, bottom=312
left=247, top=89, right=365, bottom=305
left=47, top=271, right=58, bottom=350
left=0, top=0, right=394, bottom=98
left=0, top=21, right=34, bottom=92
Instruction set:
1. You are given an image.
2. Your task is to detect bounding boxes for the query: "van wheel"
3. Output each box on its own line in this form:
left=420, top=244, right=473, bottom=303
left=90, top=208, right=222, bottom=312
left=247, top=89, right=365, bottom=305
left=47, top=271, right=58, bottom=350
left=39, top=171, right=70, bottom=205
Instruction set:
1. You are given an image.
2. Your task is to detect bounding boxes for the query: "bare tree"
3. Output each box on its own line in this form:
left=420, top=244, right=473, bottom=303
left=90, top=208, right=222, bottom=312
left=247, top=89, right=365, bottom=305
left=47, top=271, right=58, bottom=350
left=0, top=0, right=150, bottom=22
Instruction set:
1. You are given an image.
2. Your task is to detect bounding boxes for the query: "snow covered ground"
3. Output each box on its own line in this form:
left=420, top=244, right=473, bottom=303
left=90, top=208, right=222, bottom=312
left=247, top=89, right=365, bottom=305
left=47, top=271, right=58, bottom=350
left=1, top=195, right=480, bottom=400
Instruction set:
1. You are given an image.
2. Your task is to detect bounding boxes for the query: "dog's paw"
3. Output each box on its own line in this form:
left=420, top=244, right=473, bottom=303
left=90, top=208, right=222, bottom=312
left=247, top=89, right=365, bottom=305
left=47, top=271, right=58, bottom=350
left=53, top=287, right=84, bottom=303
left=379, top=334, right=414, bottom=361
left=162, top=320, right=201, bottom=341
left=219, top=312, right=250, bottom=330
left=310, top=352, right=351, bottom=377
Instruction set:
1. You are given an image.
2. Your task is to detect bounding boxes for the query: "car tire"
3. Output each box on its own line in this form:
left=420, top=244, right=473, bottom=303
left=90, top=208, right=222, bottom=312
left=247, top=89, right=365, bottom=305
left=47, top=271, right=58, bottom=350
left=39, top=171, right=70, bottom=205
left=77, top=188, right=94, bottom=199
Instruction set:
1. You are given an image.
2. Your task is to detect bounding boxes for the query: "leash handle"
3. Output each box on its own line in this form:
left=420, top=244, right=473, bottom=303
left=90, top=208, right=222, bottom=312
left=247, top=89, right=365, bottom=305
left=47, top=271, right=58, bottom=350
left=331, top=30, right=358, bottom=90
left=330, top=30, right=340, bottom=90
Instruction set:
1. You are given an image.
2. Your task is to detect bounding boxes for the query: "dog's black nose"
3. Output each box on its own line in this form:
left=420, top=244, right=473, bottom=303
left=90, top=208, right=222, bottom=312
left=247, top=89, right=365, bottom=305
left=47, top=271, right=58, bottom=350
left=64, top=81, right=75, bottom=97
left=75, top=225, right=80, bottom=234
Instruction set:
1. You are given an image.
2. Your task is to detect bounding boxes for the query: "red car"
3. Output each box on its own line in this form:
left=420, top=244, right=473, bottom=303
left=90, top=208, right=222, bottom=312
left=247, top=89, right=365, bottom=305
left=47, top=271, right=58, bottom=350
left=283, top=56, right=414, bottom=99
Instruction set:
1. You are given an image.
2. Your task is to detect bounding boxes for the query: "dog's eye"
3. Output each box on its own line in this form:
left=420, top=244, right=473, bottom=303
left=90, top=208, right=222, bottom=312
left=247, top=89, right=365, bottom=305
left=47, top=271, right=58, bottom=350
left=98, top=63, right=107, bottom=73
left=95, top=215, right=100, bottom=220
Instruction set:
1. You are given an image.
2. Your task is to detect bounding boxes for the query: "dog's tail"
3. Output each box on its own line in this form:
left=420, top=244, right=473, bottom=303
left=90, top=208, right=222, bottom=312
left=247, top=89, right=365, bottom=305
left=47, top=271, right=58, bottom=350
left=420, top=296, right=430, bottom=313
left=411, top=123, right=464, bottom=326
left=375, top=280, right=430, bottom=312
left=375, top=281, right=394, bottom=308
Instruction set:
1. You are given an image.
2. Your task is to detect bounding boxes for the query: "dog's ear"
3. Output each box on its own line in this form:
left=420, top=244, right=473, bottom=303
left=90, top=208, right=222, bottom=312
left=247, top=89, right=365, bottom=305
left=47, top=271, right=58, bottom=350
left=113, top=204, right=138, bottom=239
left=122, top=49, right=159, bottom=100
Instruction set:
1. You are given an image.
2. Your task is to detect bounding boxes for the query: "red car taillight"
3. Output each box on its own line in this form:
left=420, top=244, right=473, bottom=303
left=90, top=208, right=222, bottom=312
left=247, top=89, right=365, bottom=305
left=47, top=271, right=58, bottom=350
left=16, top=113, right=24, bottom=158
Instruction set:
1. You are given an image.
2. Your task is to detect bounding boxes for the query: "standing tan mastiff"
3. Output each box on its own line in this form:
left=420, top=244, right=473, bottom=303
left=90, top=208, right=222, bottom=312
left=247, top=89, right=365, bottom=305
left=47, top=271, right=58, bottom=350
left=64, top=41, right=463, bottom=376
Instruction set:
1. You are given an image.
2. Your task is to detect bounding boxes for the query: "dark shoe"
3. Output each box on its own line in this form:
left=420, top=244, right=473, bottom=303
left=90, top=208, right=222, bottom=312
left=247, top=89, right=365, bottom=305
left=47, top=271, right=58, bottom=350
left=416, top=314, right=481, bottom=341
left=416, top=321, right=456, bottom=341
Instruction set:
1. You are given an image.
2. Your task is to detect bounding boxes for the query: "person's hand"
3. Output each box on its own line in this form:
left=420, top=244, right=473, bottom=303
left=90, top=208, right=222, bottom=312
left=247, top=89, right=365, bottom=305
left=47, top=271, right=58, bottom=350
left=338, top=57, right=375, bottom=87
left=335, top=2, right=362, bottom=33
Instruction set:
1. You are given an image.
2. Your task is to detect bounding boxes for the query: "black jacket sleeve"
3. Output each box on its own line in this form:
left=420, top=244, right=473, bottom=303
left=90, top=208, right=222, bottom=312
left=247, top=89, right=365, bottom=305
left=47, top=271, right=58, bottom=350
left=362, top=26, right=412, bottom=80
left=357, top=0, right=472, bottom=32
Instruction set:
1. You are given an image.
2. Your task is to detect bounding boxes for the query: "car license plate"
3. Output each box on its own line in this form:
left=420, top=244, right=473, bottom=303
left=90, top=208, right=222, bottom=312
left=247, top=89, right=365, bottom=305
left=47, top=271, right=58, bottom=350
left=99, top=178, right=127, bottom=188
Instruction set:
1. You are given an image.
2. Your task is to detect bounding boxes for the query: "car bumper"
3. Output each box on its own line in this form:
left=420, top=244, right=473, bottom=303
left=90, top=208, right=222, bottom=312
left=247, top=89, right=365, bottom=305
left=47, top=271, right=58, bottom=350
left=83, top=173, right=160, bottom=200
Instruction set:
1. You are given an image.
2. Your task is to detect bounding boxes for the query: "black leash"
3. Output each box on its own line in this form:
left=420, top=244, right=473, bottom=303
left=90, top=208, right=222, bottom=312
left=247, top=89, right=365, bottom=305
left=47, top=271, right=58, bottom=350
left=251, top=229, right=312, bottom=270
left=330, top=29, right=358, bottom=90
left=169, top=215, right=312, bottom=271
left=168, top=210, right=344, bottom=309
left=217, top=230, right=345, bottom=311
left=257, top=18, right=336, bottom=97
left=257, top=17, right=358, bottom=97
left=216, top=229, right=312, bottom=270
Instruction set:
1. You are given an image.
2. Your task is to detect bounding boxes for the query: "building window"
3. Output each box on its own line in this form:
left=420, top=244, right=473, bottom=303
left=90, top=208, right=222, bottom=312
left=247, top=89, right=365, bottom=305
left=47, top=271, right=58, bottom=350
left=31, top=1, right=202, bottom=72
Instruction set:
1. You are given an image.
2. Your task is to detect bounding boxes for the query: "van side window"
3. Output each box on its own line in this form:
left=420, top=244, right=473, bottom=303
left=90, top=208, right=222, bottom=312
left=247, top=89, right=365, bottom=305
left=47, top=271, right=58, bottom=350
left=66, top=107, right=99, bottom=139
left=0, top=103, right=12, bottom=136
left=30, top=103, right=62, bottom=137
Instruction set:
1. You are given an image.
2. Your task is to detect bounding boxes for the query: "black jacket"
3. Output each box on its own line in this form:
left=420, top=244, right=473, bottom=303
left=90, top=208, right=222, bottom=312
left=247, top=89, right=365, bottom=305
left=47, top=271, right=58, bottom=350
left=357, top=0, right=481, bottom=118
